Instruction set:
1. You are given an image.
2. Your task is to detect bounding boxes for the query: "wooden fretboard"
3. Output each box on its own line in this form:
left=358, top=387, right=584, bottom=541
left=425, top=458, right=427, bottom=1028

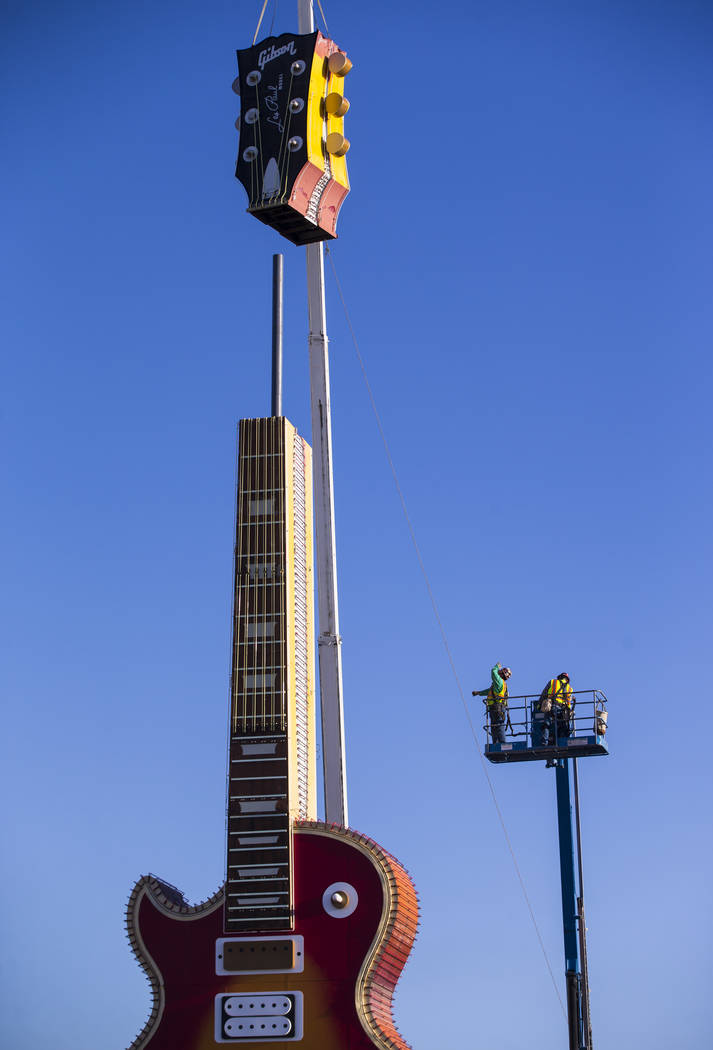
left=225, top=417, right=315, bottom=933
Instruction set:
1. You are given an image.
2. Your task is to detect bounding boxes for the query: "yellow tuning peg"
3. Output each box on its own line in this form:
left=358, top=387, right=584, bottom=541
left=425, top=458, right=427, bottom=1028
left=327, top=52, right=352, bottom=76
left=326, top=132, right=350, bottom=157
left=325, top=92, right=350, bottom=117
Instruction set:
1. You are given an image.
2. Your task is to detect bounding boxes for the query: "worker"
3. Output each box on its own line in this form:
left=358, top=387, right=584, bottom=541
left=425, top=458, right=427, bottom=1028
left=539, top=672, right=573, bottom=757
left=472, top=663, right=512, bottom=744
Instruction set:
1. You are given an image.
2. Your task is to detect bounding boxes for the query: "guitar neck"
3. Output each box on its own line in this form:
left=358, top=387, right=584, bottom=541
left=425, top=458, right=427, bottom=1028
left=225, top=417, right=316, bottom=933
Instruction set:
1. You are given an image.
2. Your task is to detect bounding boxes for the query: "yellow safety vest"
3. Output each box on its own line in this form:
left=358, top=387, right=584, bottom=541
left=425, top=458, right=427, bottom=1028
left=487, top=678, right=508, bottom=707
left=547, top=678, right=572, bottom=709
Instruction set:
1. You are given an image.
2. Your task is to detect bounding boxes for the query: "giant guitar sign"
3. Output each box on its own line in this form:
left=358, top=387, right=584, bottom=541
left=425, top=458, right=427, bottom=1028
left=233, top=31, right=352, bottom=245
left=125, top=419, right=418, bottom=1048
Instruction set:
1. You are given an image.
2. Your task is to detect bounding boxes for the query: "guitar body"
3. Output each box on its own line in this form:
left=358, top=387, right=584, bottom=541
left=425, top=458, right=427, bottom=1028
left=126, top=822, right=418, bottom=1050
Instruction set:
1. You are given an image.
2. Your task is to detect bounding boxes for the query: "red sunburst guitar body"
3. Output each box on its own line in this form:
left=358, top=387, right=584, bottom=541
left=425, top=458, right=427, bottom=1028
left=127, top=823, right=417, bottom=1050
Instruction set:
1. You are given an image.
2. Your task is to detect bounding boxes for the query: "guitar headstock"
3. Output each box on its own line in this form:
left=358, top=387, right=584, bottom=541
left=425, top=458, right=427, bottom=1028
left=233, top=31, right=352, bottom=245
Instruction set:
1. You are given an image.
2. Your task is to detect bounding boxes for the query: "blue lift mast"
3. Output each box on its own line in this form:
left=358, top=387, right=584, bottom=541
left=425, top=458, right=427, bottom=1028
left=484, top=690, right=606, bottom=1050
left=556, top=757, right=593, bottom=1050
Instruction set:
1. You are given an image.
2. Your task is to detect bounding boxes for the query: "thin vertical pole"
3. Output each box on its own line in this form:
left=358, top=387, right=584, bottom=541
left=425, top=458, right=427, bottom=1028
left=297, top=0, right=348, bottom=827
left=272, top=254, right=283, bottom=417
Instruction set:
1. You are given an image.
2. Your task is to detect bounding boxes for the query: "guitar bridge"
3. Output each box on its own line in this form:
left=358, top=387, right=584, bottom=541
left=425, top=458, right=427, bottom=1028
left=216, top=935, right=304, bottom=975
left=215, top=992, right=303, bottom=1042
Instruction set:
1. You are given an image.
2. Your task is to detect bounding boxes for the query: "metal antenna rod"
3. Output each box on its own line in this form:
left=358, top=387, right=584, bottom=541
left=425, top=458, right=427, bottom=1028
left=272, top=254, right=283, bottom=417
left=297, top=0, right=348, bottom=827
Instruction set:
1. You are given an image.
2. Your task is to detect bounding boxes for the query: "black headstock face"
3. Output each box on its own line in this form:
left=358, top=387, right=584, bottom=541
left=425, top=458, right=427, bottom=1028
left=234, top=31, right=351, bottom=245
left=235, top=32, right=317, bottom=212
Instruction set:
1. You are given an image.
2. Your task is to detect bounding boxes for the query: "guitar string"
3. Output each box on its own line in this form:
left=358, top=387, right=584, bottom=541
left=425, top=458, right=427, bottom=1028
left=253, top=84, right=266, bottom=206
left=259, top=418, right=265, bottom=735
left=280, top=422, right=291, bottom=913
left=235, top=421, right=247, bottom=736
left=259, top=418, right=264, bottom=732
left=282, top=422, right=290, bottom=912
left=238, top=420, right=246, bottom=737
left=278, top=421, right=288, bottom=918
left=275, top=73, right=295, bottom=203
left=265, top=417, right=271, bottom=731
left=232, top=423, right=239, bottom=737
left=242, top=420, right=250, bottom=736
left=274, top=419, right=280, bottom=733
left=325, top=244, right=567, bottom=1018
left=264, top=417, right=270, bottom=731
left=239, top=420, right=245, bottom=736
left=278, top=419, right=285, bottom=734
left=270, top=417, right=275, bottom=731
left=234, top=424, right=246, bottom=902
left=248, top=420, right=256, bottom=736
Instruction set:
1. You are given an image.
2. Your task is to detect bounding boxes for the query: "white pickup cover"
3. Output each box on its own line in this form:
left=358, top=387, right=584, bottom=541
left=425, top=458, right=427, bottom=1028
left=215, top=991, right=303, bottom=1043
left=225, top=996, right=291, bottom=1016
left=225, top=1016, right=292, bottom=1038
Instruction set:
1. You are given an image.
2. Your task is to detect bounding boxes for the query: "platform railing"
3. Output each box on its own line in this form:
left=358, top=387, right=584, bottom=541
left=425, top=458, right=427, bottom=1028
left=482, top=690, right=608, bottom=745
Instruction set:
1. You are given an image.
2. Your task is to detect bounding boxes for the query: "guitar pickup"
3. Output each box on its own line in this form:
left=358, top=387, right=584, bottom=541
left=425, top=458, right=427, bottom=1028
left=215, top=992, right=303, bottom=1042
left=216, top=935, right=304, bottom=975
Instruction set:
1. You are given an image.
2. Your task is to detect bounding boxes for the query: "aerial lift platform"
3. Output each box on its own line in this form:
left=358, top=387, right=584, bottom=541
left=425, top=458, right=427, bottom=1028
left=484, top=689, right=608, bottom=763
left=483, top=688, right=609, bottom=1050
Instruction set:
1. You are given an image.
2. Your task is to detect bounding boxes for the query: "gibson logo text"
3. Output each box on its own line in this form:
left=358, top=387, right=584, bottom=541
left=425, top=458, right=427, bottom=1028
left=258, top=41, right=296, bottom=71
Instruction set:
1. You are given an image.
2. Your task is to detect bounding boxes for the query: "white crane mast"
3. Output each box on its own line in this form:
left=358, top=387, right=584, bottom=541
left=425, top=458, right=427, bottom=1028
left=297, top=0, right=349, bottom=827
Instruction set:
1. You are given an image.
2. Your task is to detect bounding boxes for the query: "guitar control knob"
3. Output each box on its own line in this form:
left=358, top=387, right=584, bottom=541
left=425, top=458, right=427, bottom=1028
left=322, top=881, right=358, bottom=918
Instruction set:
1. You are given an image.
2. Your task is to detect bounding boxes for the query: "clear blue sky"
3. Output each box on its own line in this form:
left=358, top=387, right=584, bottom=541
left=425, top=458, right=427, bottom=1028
left=2, top=2, right=712, bottom=1048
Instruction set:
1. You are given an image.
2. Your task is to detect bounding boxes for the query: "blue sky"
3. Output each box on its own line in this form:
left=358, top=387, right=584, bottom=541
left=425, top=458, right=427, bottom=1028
left=2, top=1, right=712, bottom=1048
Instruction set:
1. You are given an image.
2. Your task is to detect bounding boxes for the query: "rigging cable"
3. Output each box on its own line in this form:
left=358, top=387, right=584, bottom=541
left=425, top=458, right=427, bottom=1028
left=252, top=0, right=270, bottom=44
left=315, top=0, right=330, bottom=35
left=325, top=243, right=567, bottom=1018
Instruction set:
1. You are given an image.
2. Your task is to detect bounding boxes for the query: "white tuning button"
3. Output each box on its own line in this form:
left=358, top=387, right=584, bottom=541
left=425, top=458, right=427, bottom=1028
left=322, top=882, right=358, bottom=918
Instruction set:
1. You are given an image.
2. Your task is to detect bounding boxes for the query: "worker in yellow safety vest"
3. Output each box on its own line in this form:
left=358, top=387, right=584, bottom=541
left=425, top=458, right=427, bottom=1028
left=538, top=672, right=573, bottom=759
left=472, top=663, right=512, bottom=745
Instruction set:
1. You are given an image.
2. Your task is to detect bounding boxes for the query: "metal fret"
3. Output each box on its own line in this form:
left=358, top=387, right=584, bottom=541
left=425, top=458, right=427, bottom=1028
left=231, top=757, right=284, bottom=764
left=229, top=847, right=289, bottom=854
left=230, top=775, right=287, bottom=783
left=228, top=789, right=283, bottom=797
left=226, top=909, right=290, bottom=915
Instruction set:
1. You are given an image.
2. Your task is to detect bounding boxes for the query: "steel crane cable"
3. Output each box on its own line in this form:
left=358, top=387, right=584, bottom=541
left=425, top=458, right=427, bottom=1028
left=254, top=0, right=329, bottom=39
left=252, top=0, right=270, bottom=44
left=315, top=0, right=329, bottom=34
left=325, top=244, right=567, bottom=1018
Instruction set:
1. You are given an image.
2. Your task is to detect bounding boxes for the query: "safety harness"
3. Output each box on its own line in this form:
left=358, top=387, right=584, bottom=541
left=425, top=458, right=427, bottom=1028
left=547, top=677, right=573, bottom=709
left=487, top=676, right=512, bottom=733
